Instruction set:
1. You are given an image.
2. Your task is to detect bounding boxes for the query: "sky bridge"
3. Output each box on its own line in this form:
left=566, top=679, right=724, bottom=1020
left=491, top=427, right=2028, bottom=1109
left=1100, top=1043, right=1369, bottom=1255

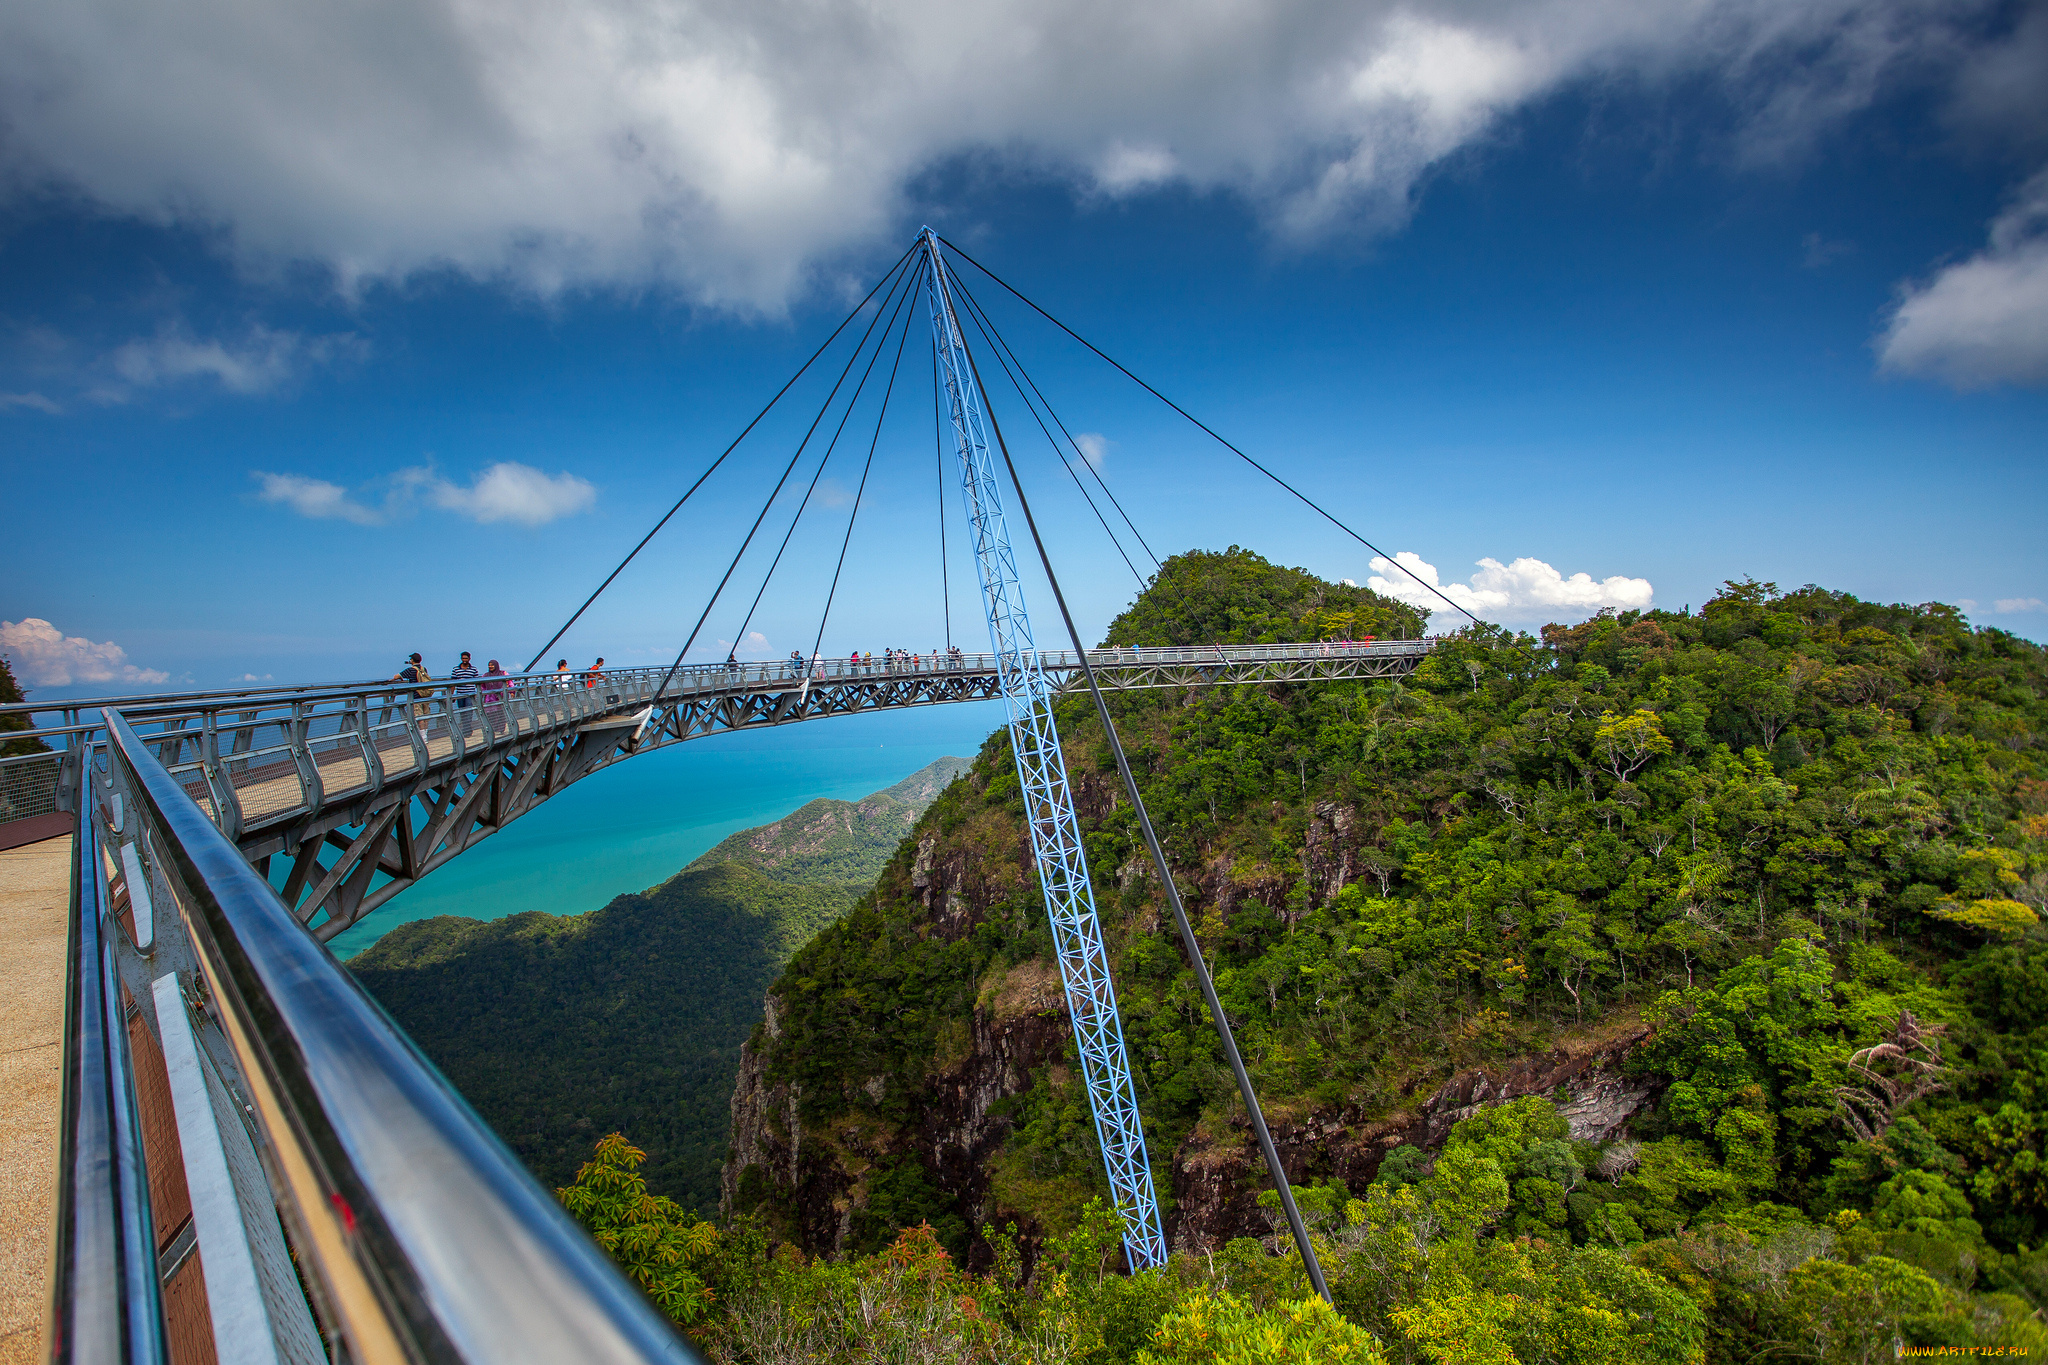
left=0, top=229, right=1460, bottom=1363
left=3, top=640, right=1431, bottom=943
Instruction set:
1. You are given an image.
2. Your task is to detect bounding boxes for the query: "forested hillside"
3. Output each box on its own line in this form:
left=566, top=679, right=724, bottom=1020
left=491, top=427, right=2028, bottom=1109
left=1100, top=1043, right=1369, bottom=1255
left=350, top=755, right=966, bottom=1212
left=678, top=547, right=2048, bottom=1361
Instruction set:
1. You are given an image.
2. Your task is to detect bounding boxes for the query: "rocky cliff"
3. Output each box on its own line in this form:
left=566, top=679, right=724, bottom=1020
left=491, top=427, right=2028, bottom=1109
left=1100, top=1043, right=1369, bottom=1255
left=722, top=733, right=1663, bottom=1263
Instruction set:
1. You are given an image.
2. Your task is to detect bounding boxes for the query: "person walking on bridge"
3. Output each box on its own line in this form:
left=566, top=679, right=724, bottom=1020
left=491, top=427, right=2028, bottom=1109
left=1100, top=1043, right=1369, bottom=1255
left=450, top=652, right=480, bottom=731
left=481, top=660, right=509, bottom=735
left=392, top=653, right=432, bottom=736
left=584, top=658, right=605, bottom=689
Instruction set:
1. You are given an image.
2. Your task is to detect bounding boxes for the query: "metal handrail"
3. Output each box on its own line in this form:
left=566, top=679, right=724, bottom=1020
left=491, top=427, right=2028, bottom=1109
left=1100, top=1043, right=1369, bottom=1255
left=1, top=639, right=1439, bottom=742
left=48, top=783, right=166, bottom=1365
left=104, top=710, right=704, bottom=1364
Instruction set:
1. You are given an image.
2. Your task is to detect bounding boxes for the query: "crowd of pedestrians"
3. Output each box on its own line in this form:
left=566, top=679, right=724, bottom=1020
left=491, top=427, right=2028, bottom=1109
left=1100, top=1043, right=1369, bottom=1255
left=387, top=651, right=610, bottom=738
left=381, top=640, right=992, bottom=742
left=835, top=646, right=965, bottom=674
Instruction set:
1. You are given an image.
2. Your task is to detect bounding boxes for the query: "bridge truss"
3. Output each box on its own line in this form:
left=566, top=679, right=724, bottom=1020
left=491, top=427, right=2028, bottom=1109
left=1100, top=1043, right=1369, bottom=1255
left=3, top=642, right=1429, bottom=944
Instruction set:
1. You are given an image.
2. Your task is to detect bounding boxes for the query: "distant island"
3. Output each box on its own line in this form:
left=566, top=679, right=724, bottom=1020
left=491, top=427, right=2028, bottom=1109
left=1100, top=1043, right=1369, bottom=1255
left=349, top=755, right=971, bottom=1214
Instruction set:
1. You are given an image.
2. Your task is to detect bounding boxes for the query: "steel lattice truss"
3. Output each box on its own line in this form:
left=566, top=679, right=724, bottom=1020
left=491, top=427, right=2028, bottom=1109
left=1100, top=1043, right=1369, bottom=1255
left=12, top=642, right=1427, bottom=953
left=920, top=234, right=1171, bottom=1269
left=240, top=642, right=1427, bottom=942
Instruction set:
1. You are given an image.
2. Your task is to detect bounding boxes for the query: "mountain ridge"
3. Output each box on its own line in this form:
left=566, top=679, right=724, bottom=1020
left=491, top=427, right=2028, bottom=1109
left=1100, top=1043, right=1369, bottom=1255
left=350, top=753, right=970, bottom=1213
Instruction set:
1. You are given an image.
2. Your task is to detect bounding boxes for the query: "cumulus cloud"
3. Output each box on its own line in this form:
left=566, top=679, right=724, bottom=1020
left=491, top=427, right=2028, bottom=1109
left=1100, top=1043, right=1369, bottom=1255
left=1995, top=597, right=2046, bottom=614
left=1367, top=551, right=1653, bottom=623
left=1878, top=170, right=2048, bottom=389
left=254, top=462, right=597, bottom=527
left=0, top=618, right=169, bottom=686
left=0, top=0, right=2024, bottom=305
left=420, top=462, right=598, bottom=525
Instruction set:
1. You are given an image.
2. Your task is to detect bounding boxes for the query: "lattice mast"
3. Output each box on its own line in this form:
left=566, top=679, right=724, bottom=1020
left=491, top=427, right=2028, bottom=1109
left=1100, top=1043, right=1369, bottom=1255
left=918, top=229, right=1168, bottom=1270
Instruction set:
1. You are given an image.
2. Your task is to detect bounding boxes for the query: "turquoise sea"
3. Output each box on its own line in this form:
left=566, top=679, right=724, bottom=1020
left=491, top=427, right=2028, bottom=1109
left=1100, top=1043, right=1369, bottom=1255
left=327, top=701, right=1006, bottom=959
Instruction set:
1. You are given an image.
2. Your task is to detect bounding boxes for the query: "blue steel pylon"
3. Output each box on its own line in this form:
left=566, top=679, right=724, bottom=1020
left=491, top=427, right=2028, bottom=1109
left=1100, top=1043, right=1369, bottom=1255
left=918, top=230, right=1168, bottom=1271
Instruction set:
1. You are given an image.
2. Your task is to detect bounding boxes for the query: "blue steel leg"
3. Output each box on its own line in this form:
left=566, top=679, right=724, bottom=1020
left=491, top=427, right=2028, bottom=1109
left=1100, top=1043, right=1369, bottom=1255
left=918, top=230, right=1167, bottom=1271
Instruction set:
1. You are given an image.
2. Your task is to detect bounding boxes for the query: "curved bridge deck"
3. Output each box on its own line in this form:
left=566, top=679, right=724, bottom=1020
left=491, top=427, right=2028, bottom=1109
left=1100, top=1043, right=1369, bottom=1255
left=6, top=640, right=1432, bottom=941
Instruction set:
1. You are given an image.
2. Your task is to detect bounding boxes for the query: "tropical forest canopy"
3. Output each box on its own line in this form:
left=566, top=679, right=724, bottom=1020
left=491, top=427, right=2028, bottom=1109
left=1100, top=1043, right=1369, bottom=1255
left=538, top=548, right=2043, bottom=1361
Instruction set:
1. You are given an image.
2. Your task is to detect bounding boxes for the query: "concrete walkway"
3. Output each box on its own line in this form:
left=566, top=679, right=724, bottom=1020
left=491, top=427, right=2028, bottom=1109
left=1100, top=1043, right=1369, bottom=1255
left=0, top=836, right=69, bottom=1364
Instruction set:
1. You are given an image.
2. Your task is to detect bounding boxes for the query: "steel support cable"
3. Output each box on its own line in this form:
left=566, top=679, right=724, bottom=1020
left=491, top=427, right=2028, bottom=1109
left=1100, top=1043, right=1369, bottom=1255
left=727, top=272, right=918, bottom=651
left=522, top=242, right=919, bottom=673
left=937, top=235, right=1481, bottom=629
left=810, top=262, right=922, bottom=665
left=952, top=271, right=1239, bottom=666
left=938, top=258, right=1335, bottom=1304
left=654, top=258, right=922, bottom=699
left=932, top=338, right=953, bottom=651
left=949, top=271, right=1161, bottom=570
left=726, top=433, right=839, bottom=653
left=948, top=281, right=1149, bottom=591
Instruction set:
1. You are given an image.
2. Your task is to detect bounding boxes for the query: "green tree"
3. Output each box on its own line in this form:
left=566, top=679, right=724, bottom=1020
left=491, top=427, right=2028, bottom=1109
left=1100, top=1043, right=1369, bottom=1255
left=557, top=1134, right=719, bottom=1325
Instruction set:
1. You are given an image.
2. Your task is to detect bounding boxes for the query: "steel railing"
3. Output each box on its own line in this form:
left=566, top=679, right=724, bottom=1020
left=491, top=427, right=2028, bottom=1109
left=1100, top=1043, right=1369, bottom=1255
left=48, top=786, right=164, bottom=1364
left=1, top=642, right=1434, bottom=843
left=60, top=709, right=705, bottom=1363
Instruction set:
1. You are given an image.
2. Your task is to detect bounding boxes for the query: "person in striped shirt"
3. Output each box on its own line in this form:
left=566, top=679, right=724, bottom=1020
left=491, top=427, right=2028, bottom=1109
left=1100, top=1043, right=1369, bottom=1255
left=450, top=651, right=480, bottom=726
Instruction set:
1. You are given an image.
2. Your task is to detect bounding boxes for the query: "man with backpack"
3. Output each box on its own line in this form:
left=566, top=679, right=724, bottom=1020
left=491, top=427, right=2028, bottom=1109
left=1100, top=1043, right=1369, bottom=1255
left=391, top=652, right=432, bottom=735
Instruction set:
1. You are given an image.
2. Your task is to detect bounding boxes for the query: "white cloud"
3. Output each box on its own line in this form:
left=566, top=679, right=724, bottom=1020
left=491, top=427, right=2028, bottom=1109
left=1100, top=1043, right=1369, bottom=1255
left=1367, top=551, right=1653, bottom=623
left=422, top=462, right=597, bottom=526
left=1995, top=597, right=2046, bottom=613
left=256, top=472, right=384, bottom=524
left=1074, top=432, right=1112, bottom=471
left=106, top=324, right=363, bottom=398
left=236, top=672, right=275, bottom=682
left=0, top=0, right=2024, bottom=306
left=0, top=391, right=61, bottom=413
left=1, top=618, right=169, bottom=687
left=255, top=462, right=596, bottom=527
left=1878, top=170, right=2048, bottom=389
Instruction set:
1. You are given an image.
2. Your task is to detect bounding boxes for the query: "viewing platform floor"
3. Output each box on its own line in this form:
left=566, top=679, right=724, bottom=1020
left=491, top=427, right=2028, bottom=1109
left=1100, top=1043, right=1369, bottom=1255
left=0, top=834, right=69, bottom=1364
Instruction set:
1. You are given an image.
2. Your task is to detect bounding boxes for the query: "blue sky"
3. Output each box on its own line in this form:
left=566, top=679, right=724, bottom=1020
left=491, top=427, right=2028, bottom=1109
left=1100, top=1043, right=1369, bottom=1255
left=3, top=0, right=2045, bottom=704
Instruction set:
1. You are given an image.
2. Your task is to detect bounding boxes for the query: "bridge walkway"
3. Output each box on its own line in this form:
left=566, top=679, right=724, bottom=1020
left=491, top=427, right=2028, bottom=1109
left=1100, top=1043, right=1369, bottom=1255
left=0, top=833, right=69, bottom=1364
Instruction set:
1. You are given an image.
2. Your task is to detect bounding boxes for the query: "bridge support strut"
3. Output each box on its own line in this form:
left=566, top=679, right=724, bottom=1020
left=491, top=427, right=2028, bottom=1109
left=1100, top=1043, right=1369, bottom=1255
left=920, top=231, right=1168, bottom=1270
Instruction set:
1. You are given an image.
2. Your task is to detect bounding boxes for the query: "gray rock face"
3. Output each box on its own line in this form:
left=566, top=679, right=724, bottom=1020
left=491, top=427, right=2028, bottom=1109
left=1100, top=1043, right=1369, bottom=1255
left=1169, top=1027, right=1662, bottom=1249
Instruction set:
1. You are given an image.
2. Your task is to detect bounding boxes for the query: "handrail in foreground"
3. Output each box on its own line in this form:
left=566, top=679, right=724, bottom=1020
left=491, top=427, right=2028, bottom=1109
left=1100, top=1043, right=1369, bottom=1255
left=101, top=709, right=704, bottom=1364
left=48, top=788, right=165, bottom=1364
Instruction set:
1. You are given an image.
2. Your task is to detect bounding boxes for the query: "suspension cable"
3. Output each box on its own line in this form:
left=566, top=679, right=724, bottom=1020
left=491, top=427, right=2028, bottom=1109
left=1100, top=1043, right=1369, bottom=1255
left=937, top=234, right=1481, bottom=629
left=654, top=257, right=921, bottom=697
left=727, top=425, right=841, bottom=653
left=950, top=271, right=1160, bottom=570
left=952, top=270, right=1236, bottom=662
left=949, top=279, right=1148, bottom=589
left=728, top=260, right=931, bottom=649
left=524, top=242, right=919, bottom=672
left=946, top=282, right=1155, bottom=589
left=811, top=260, right=922, bottom=665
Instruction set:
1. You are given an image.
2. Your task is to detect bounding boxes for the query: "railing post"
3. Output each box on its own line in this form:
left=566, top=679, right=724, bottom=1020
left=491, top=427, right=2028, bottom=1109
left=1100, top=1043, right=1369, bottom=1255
left=352, top=698, right=384, bottom=789
left=446, top=695, right=467, bottom=765
left=405, top=696, right=430, bottom=774
left=287, top=701, right=323, bottom=814
left=200, top=710, right=245, bottom=841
